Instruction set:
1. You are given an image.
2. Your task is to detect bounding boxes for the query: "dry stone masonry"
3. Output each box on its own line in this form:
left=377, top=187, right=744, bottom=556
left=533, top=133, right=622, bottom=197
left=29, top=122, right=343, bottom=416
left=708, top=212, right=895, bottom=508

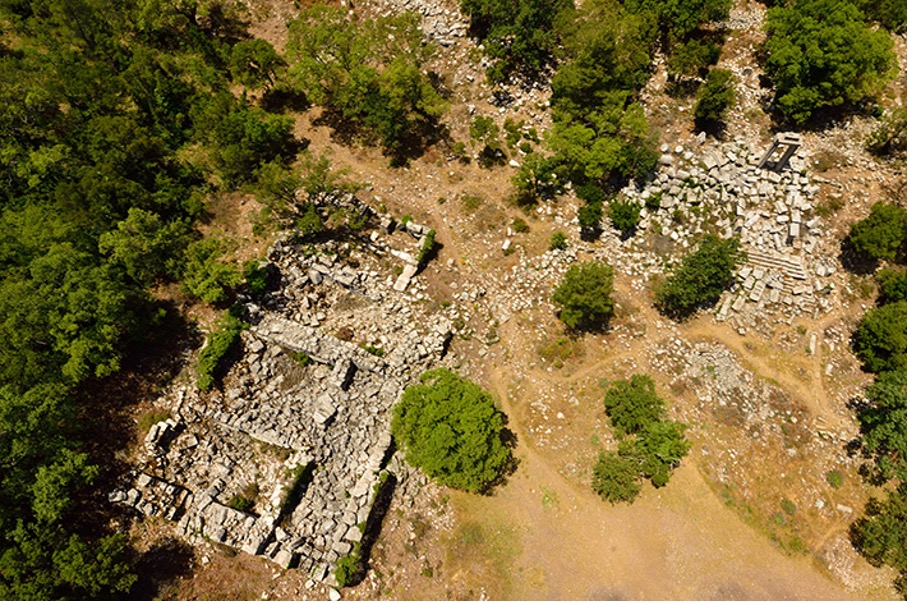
left=111, top=204, right=453, bottom=581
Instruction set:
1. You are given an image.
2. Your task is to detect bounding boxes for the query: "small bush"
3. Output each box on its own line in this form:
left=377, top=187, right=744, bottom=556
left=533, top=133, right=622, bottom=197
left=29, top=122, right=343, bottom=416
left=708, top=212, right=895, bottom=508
left=592, top=451, right=641, bottom=504
left=243, top=260, right=270, bottom=295
left=416, top=229, right=436, bottom=266
left=228, top=494, right=255, bottom=513
left=334, top=544, right=361, bottom=587
left=848, top=202, right=907, bottom=263
left=694, top=68, right=736, bottom=125
left=290, top=351, right=311, bottom=366
left=655, top=235, right=744, bottom=319
left=462, top=194, right=483, bottom=213
left=392, top=368, right=511, bottom=493
left=552, top=260, right=614, bottom=331
left=825, top=470, right=844, bottom=489
left=549, top=230, right=568, bottom=250
left=137, top=410, right=171, bottom=434
left=512, top=217, right=529, bottom=233
left=197, top=314, right=245, bottom=391
left=609, top=201, right=642, bottom=236
left=361, top=344, right=385, bottom=357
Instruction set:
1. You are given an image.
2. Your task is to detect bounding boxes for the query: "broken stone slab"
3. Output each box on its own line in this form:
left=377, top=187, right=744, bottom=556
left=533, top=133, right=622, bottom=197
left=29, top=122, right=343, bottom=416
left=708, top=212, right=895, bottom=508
left=313, top=394, right=337, bottom=426
left=392, top=263, right=418, bottom=292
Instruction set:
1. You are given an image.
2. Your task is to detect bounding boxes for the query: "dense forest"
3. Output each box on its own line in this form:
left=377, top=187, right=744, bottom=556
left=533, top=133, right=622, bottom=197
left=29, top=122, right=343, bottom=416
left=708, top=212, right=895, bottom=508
left=0, top=0, right=903, bottom=597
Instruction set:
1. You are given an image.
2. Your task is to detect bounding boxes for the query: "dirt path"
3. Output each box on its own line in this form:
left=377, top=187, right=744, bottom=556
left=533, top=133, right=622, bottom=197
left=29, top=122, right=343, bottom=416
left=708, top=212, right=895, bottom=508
left=468, top=365, right=859, bottom=601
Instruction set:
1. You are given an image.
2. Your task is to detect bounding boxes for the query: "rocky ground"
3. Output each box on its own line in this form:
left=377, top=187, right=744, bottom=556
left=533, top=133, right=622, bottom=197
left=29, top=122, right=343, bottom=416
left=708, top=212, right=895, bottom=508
left=124, top=0, right=906, bottom=598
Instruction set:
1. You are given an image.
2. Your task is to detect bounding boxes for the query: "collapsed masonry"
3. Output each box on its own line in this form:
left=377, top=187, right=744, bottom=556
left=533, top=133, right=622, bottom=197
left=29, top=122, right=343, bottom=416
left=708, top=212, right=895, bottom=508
left=595, top=135, right=838, bottom=324
left=111, top=211, right=452, bottom=580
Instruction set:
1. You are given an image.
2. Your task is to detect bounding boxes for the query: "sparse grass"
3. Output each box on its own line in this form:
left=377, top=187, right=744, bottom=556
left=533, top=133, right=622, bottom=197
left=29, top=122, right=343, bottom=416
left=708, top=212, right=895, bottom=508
left=361, top=344, right=386, bottom=357
left=541, top=487, right=558, bottom=511
left=780, top=498, right=797, bottom=516
left=462, top=193, right=483, bottom=213
left=538, top=336, right=582, bottom=368
left=137, top=409, right=170, bottom=434
left=814, top=195, right=844, bottom=218
left=290, top=351, right=312, bottom=366
left=825, top=470, right=844, bottom=489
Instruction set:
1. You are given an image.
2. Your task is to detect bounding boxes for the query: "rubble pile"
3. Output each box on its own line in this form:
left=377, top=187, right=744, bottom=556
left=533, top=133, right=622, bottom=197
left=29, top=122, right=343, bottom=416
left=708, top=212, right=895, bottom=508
left=111, top=213, right=454, bottom=581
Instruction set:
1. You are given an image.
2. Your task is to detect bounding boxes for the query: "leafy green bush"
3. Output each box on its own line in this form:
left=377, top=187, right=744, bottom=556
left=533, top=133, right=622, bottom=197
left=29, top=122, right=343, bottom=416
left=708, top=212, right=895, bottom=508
left=667, top=38, right=722, bottom=79
left=578, top=201, right=604, bottom=238
left=850, top=484, right=907, bottom=574
left=763, top=0, right=895, bottom=125
left=550, top=230, right=568, bottom=250
left=631, top=419, right=691, bottom=487
left=825, top=470, right=844, bottom=489
left=470, top=116, right=506, bottom=167
left=197, top=314, right=245, bottom=391
left=552, top=260, right=615, bottom=331
left=856, top=0, right=907, bottom=32
left=228, top=494, right=255, bottom=513
left=335, top=548, right=361, bottom=587
left=243, top=260, right=270, bottom=295
left=655, top=234, right=744, bottom=319
left=694, top=68, right=736, bottom=124
left=877, top=267, right=907, bottom=304
left=459, top=0, right=573, bottom=83
left=603, top=374, right=665, bottom=436
left=181, top=238, right=243, bottom=304
left=416, top=230, right=437, bottom=266
left=512, top=217, right=529, bottom=233
left=867, top=106, right=907, bottom=157
left=858, top=370, right=907, bottom=480
left=608, top=200, right=642, bottom=236
left=848, top=202, right=907, bottom=263
left=853, top=301, right=907, bottom=374
left=592, top=451, right=642, bottom=504
left=391, top=368, right=511, bottom=493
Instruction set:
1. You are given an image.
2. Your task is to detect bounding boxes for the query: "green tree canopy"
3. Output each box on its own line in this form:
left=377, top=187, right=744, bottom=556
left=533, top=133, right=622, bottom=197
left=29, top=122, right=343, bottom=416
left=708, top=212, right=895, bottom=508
left=460, top=0, right=573, bottom=83
left=603, top=374, right=665, bottom=435
left=850, top=483, right=907, bottom=575
left=848, top=202, right=907, bottom=263
left=655, top=234, right=744, bottom=319
left=552, top=260, right=615, bottom=331
left=229, top=39, right=284, bottom=90
left=858, top=370, right=907, bottom=481
left=285, top=4, right=446, bottom=161
left=764, top=0, right=896, bottom=125
left=592, top=450, right=642, bottom=503
left=391, top=368, right=511, bottom=493
left=695, top=68, right=736, bottom=125
left=853, top=301, right=907, bottom=375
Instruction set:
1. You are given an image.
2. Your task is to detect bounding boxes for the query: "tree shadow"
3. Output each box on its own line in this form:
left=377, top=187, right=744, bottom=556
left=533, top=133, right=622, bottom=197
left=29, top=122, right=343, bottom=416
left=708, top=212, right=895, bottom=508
left=839, top=238, right=880, bottom=276
left=666, top=78, right=701, bottom=99
left=481, top=423, right=521, bottom=496
left=260, top=86, right=311, bottom=113
left=73, top=303, right=200, bottom=532
left=693, top=117, right=728, bottom=140
left=128, top=537, right=196, bottom=600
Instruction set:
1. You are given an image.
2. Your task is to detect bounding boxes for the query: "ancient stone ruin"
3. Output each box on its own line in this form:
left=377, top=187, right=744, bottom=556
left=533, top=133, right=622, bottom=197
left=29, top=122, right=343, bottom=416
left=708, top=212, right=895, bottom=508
left=111, top=208, right=452, bottom=581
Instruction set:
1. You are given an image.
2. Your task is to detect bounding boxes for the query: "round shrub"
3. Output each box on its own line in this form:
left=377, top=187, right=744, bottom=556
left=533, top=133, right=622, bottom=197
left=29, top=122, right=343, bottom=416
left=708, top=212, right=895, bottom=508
left=552, top=260, right=615, bottom=331
left=391, top=368, right=510, bottom=493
